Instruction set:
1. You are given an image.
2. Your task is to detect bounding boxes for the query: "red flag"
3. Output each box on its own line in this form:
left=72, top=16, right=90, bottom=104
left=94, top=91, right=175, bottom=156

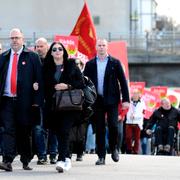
left=71, top=2, right=97, bottom=59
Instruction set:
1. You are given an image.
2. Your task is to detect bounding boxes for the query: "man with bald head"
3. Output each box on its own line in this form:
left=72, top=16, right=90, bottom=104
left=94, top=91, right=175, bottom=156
left=32, top=37, right=49, bottom=165
left=84, top=38, right=130, bottom=165
left=35, top=37, right=49, bottom=64
left=0, top=28, right=43, bottom=171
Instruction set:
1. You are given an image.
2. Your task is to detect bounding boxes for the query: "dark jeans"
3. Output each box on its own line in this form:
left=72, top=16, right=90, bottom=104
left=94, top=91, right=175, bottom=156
left=155, top=126, right=175, bottom=146
left=93, top=96, right=119, bottom=159
left=141, top=137, right=148, bottom=155
left=47, top=130, right=58, bottom=159
left=0, top=97, right=32, bottom=164
left=33, top=125, right=47, bottom=160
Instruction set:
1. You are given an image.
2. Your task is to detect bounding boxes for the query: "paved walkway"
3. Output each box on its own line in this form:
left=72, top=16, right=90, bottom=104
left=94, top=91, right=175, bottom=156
left=0, top=154, right=180, bottom=180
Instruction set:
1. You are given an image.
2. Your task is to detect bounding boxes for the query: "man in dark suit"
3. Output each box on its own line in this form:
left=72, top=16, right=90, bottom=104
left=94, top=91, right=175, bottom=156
left=0, top=28, right=43, bottom=171
left=84, top=38, right=130, bottom=165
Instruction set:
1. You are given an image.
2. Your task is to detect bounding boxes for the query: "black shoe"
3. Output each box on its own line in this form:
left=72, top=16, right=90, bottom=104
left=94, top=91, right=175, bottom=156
left=0, top=162, right=12, bottom=172
left=111, top=149, right=119, bottom=162
left=23, top=164, right=33, bottom=170
left=50, top=158, right=57, bottom=164
left=90, top=149, right=95, bottom=154
left=37, top=158, right=47, bottom=165
left=95, top=158, right=105, bottom=165
left=76, top=155, right=83, bottom=161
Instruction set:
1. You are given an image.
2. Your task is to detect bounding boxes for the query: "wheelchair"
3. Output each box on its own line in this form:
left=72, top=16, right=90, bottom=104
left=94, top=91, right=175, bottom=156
left=150, top=125, right=180, bottom=156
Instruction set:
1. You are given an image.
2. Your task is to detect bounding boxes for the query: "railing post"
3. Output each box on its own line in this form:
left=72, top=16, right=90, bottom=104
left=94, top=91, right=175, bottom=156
left=108, top=32, right=111, bottom=42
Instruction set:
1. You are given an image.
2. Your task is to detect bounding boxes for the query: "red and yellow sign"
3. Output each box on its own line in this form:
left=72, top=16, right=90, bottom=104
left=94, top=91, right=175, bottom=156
left=54, top=35, right=78, bottom=58
left=141, top=89, right=160, bottom=119
left=130, top=82, right=146, bottom=96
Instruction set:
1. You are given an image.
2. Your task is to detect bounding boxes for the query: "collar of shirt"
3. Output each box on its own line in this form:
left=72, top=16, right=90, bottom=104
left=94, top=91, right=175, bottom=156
left=11, top=46, right=23, bottom=57
left=96, top=55, right=109, bottom=62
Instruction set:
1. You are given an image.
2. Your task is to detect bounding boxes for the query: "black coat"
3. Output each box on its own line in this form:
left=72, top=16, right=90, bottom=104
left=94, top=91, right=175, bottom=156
left=43, top=58, right=85, bottom=128
left=146, top=107, right=180, bottom=130
left=84, top=55, right=129, bottom=105
left=0, top=47, right=43, bottom=126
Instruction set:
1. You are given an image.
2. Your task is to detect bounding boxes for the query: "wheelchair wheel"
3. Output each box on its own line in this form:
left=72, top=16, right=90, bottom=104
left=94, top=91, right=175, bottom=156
left=176, top=130, right=180, bottom=155
left=150, top=132, right=157, bottom=155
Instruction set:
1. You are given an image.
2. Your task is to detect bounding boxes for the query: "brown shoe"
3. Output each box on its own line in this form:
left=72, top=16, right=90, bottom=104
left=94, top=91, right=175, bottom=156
left=0, top=162, right=12, bottom=172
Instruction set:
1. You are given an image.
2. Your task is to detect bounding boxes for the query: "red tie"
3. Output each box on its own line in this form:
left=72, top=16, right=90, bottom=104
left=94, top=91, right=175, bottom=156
left=11, top=53, right=18, bottom=95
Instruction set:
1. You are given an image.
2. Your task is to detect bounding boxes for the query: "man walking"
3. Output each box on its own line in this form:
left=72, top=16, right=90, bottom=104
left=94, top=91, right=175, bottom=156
left=0, top=28, right=43, bottom=171
left=84, top=38, right=130, bottom=165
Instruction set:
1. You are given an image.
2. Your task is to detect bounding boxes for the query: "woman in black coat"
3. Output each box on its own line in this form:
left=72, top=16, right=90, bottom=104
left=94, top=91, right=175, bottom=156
left=43, top=42, right=85, bottom=173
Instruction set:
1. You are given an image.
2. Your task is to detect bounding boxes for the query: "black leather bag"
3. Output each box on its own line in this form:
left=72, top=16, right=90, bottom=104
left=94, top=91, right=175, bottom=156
left=83, top=76, right=97, bottom=107
left=53, top=89, right=84, bottom=111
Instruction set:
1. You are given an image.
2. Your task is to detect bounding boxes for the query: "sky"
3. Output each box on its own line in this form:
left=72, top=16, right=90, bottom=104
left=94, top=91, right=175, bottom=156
left=156, top=0, right=180, bottom=24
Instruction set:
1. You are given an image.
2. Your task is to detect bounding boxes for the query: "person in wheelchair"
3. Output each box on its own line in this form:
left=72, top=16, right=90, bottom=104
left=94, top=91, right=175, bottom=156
left=146, top=98, right=180, bottom=155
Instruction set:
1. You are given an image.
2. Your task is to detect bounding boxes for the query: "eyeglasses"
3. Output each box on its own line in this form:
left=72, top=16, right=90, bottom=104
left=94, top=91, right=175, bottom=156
left=52, top=47, right=63, bottom=52
left=10, top=37, right=22, bottom=40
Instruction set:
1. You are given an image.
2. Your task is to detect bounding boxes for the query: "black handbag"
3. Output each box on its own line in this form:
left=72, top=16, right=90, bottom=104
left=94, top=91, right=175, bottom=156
left=53, top=88, right=84, bottom=111
left=83, top=76, right=97, bottom=107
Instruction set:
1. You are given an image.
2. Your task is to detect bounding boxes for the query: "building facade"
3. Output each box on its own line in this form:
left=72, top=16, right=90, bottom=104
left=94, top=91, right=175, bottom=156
left=0, top=0, right=157, bottom=42
left=0, top=0, right=130, bottom=39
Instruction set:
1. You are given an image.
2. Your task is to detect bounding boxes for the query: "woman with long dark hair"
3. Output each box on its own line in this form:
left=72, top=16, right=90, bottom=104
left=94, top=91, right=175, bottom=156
left=43, top=42, right=85, bottom=173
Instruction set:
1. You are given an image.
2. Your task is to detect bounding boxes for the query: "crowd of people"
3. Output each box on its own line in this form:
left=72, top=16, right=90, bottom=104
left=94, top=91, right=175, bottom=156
left=0, top=28, right=180, bottom=174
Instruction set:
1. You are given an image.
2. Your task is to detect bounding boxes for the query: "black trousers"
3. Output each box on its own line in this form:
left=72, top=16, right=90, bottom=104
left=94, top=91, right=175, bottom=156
left=54, top=111, right=79, bottom=162
left=155, top=126, right=175, bottom=147
left=0, top=97, right=32, bottom=165
left=93, top=96, right=119, bottom=159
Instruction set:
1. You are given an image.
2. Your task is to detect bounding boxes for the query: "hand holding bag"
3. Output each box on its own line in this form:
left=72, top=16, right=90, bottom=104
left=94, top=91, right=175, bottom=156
left=53, top=88, right=84, bottom=111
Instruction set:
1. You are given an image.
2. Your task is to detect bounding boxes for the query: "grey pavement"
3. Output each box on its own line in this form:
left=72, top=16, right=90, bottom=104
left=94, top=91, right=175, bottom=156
left=0, top=154, right=179, bottom=180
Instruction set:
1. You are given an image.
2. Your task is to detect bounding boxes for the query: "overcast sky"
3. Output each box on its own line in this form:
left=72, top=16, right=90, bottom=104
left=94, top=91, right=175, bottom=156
left=156, top=0, right=180, bottom=24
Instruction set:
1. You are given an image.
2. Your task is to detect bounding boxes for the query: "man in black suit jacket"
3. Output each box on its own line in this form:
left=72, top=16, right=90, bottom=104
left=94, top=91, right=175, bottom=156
left=0, top=28, right=43, bottom=171
left=84, top=38, right=130, bottom=165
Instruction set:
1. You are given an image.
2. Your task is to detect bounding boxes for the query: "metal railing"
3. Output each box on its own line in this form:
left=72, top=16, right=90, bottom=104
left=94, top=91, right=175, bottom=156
left=1, top=31, right=180, bottom=56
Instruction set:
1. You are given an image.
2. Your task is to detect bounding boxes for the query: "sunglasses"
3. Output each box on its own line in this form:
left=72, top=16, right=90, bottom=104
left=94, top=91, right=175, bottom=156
left=52, top=47, right=63, bottom=52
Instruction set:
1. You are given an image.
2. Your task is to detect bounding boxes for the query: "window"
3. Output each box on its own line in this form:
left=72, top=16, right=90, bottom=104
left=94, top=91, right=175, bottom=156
left=93, top=16, right=100, bottom=25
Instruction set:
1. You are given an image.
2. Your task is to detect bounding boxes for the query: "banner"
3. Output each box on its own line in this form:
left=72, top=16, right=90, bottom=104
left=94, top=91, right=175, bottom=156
left=71, top=2, right=97, bottom=59
left=108, top=41, right=129, bottom=80
left=129, top=82, right=146, bottom=96
left=150, top=86, right=168, bottom=108
left=150, top=86, right=168, bottom=99
left=166, top=89, right=180, bottom=108
left=54, top=35, right=78, bottom=58
left=142, top=89, right=160, bottom=119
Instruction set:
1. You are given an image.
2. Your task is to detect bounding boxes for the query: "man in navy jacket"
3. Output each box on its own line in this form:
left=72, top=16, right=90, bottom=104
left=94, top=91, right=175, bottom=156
left=0, top=28, right=43, bottom=171
left=84, top=38, right=130, bottom=165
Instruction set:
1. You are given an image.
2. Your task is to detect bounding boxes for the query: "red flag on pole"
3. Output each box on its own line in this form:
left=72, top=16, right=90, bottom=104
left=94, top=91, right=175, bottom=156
left=71, top=2, right=97, bottom=59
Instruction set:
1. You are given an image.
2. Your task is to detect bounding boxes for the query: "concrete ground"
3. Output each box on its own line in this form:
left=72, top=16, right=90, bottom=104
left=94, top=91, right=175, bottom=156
left=0, top=154, right=180, bottom=180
